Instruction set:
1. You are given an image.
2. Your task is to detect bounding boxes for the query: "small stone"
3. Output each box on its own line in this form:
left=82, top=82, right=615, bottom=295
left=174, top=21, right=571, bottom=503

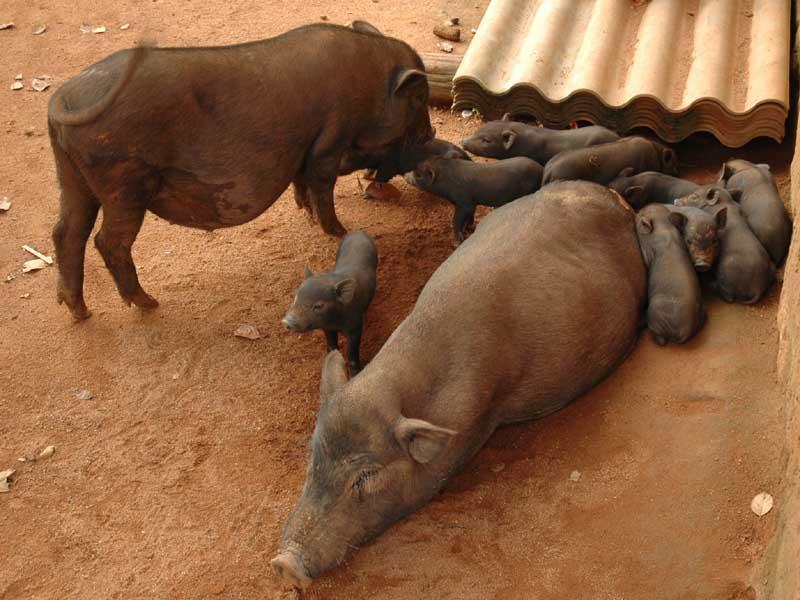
left=5, top=274, right=15, bottom=282
left=79, top=23, right=92, bottom=33
left=17, top=457, right=26, bottom=462
left=119, top=23, right=130, bottom=30
left=234, top=324, right=261, bottom=340
left=39, top=446, right=55, bottom=459
left=0, top=469, right=15, bottom=493
left=461, top=108, right=476, bottom=119
left=75, top=389, right=93, bottom=400
left=437, top=41, right=454, bottom=53
left=171, top=373, right=179, bottom=380
left=92, top=25, right=106, bottom=34
left=19, top=293, right=30, bottom=299
left=434, top=24, right=461, bottom=42
left=15, top=73, right=23, bottom=80
left=491, top=463, right=505, bottom=473
left=32, top=24, right=47, bottom=35
left=569, top=470, right=582, bottom=482
left=31, top=77, right=51, bottom=92
left=11, top=81, right=23, bottom=91
left=751, top=492, right=774, bottom=516
left=0, top=23, right=15, bottom=31
left=471, top=28, right=477, bottom=34
left=0, top=197, right=10, bottom=211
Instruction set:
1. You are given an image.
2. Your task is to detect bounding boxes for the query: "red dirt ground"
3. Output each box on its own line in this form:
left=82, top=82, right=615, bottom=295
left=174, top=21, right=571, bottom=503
left=0, top=2, right=793, bottom=599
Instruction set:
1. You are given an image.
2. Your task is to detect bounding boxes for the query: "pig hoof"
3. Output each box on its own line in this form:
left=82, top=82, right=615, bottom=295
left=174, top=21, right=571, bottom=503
left=127, top=290, right=159, bottom=310
left=322, top=221, right=347, bottom=238
left=271, top=552, right=312, bottom=590
left=71, top=307, right=92, bottom=321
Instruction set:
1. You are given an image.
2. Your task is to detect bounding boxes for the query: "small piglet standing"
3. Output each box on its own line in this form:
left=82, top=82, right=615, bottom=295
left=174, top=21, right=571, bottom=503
left=636, top=204, right=705, bottom=345
left=282, top=232, right=377, bottom=373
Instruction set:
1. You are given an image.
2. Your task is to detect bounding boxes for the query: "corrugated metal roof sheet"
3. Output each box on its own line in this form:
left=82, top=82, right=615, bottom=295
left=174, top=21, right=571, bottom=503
left=453, top=0, right=790, bottom=147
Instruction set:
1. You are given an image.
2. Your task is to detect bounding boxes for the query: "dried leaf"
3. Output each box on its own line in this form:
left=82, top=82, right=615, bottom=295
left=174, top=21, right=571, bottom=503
left=0, top=23, right=14, bottom=31
left=31, top=77, right=50, bottom=92
left=433, top=24, right=461, bottom=42
left=437, top=41, right=454, bottom=53
left=32, top=24, right=46, bottom=35
left=75, top=389, right=94, bottom=400
left=10, top=81, right=23, bottom=91
left=79, top=23, right=92, bottom=33
left=0, top=468, right=15, bottom=493
left=569, top=470, right=582, bottom=482
left=119, top=23, right=130, bottom=30
left=751, top=492, right=774, bottom=516
left=39, top=446, right=55, bottom=459
left=92, top=26, right=106, bottom=34
left=234, top=324, right=261, bottom=340
left=22, top=245, right=53, bottom=264
left=22, top=259, right=47, bottom=273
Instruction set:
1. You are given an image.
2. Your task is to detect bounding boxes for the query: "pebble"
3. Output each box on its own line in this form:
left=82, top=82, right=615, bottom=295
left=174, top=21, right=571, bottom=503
left=39, top=445, right=55, bottom=459
left=75, top=389, right=94, bottom=401
left=569, top=470, right=582, bottom=482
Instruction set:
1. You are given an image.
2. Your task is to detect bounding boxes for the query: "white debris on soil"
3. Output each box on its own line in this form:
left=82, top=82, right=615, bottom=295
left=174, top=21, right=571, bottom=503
left=92, top=26, right=106, bottom=34
left=31, top=24, right=46, bottom=35
left=0, top=469, right=15, bottom=493
left=461, top=108, right=476, bottom=119
left=22, top=259, right=47, bottom=273
left=79, top=23, right=92, bottom=33
left=22, top=245, right=53, bottom=264
left=20, top=293, right=30, bottom=299
left=119, top=23, right=130, bottom=30
left=15, top=74, right=22, bottom=80
left=751, top=492, right=774, bottom=516
left=0, top=197, right=11, bottom=211
left=0, top=23, right=14, bottom=31
left=75, top=389, right=94, bottom=401
left=38, top=446, right=55, bottom=460
left=437, top=41, right=454, bottom=53
left=31, top=77, right=51, bottom=92
left=569, top=470, right=582, bottom=482
left=11, top=81, right=23, bottom=91
left=234, top=324, right=261, bottom=340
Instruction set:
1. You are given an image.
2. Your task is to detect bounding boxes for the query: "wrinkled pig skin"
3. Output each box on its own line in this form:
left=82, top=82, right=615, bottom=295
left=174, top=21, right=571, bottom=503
left=282, top=232, right=377, bottom=374
left=718, top=159, right=793, bottom=266
left=636, top=204, right=705, bottom=345
left=48, top=23, right=432, bottom=321
left=608, top=168, right=699, bottom=209
left=675, top=185, right=775, bottom=304
left=461, top=115, right=619, bottom=163
left=664, top=205, right=726, bottom=272
left=271, top=181, right=646, bottom=590
left=542, top=136, right=678, bottom=186
left=405, top=155, right=544, bottom=243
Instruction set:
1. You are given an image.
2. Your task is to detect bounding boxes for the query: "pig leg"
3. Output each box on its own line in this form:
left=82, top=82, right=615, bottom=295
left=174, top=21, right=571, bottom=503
left=452, top=206, right=476, bottom=245
left=325, top=330, right=339, bottom=352
left=303, top=137, right=347, bottom=236
left=345, top=319, right=363, bottom=373
left=293, top=176, right=311, bottom=212
left=51, top=152, right=101, bottom=321
left=93, top=204, right=158, bottom=310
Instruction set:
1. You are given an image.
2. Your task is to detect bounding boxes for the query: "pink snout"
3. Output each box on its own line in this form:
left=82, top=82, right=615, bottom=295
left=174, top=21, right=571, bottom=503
left=271, top=551, right=312, bottom=590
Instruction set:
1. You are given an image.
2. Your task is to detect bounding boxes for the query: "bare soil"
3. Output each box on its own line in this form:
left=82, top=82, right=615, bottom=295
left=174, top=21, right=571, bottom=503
left=0, top=2, right=792, bottom=599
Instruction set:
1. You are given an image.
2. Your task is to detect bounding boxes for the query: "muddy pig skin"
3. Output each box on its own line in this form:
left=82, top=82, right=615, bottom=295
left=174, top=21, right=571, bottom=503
left=608, top=168, right=699, bottom=208
left=675, top=185, right=775, bottom=304
left=48, top=23, right=432, bottom=321
left=270, top=181, right=646, bottom=590
left=542, top=136, right=678, bottom=186
left=636, top=204, right=705, bottom=345
left=664, top=205, right=726, bottom=272
left=461, top=115, right=619, bottom=163
left=405, top=156, right=544, bottom=243
left=718, top=159, right=792, bottom=266
left=282, top=232, right=377, bottom=373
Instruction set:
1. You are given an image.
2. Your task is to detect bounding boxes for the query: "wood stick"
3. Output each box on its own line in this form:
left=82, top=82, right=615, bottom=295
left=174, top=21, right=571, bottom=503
left=420, top=52, right=463, bottom=106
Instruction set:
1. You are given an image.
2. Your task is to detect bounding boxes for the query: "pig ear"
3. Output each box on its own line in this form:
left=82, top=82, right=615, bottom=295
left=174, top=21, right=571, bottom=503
left=395, top=417, right=456, bottom=464
left=320, top=351, right=348, bottom=399
left=393, top=69, right=428, bottom=97
left=623, top=185, right=645, bottom=204
left=715, top=207, right=728, bottom=229
left=637, top=216, right=654, bottom=235
left=425, top=166, right=437, bottom=184
left=351, top=20, right=383, bottom=35
left=617, top=167, right=635, bottom=179
left=727, top=188, right=743, bottom=203
left=334, top=278, right=356, bottom=305
left=668, top=211, right=686, bottom=231
left=304, top=265, right=314, bottom=280
left=501, top=130, right=517, bottom=150
left=501, top=112, right=512, bottom=122
left=704, top=188, right=720, bottom=205
left=717, top=163, right=733, bottom=183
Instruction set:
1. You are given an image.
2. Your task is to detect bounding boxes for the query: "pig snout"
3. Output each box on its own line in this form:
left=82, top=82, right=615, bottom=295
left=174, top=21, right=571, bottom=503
left=694, top=260, right=712, bottom=272
left=271, top=550, right=312, bottom=590
left=281, top=314, right=298, bottom=331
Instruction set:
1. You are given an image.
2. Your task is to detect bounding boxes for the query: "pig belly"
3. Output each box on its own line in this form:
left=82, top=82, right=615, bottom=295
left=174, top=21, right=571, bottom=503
left=148, top=168, right=291, bottom=230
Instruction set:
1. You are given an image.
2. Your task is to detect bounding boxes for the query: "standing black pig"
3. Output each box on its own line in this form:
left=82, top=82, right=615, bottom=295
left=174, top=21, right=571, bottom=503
left=608, top=168, right=699, bottom=208
left=405, top=156, right=544, bottom=244
left=636, top=204, right=705, bottom=345
left=282, top=232, right=377, bottom=374
left=271, top=181, right=646, bottom=590
left=461, top=114, right=619, bottom=163
left=718, top=159, right=792, bottom=265
left=541, top=136, right=678, bottom=185
left=675, top=185, right=775, bottom=304
left=48, top=23, right=432, bottom=321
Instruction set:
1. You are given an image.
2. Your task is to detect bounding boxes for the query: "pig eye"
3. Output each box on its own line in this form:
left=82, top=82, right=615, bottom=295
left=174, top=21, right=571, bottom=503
left=353, top=469, right=379, bottom=499
left=313, top=302, right=325, bottom=312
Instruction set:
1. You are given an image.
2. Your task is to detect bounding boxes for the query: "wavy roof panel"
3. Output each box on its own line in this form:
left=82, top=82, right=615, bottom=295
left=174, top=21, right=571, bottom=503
left=453, top=0, right=790, bottom=147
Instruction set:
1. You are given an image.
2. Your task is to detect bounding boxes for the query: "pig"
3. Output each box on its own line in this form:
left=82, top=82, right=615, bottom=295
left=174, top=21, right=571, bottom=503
left=282, top=232, right=377, bottom=374
left=718, top=159, right=792, bottom=266
left=48, top=23, right=432, bottom=321
left=675, top=185, right=775, bottom=304
left=608, top=168, right=700, bottom=208
left=404, top=156, right=544, bottom=244
left=461, top=114, right=619, bottom=163
left=541, top=136, right=678, bottom=186
left=270, top=181, right=646, bottom=589
left=664, top=205, right=726, bottom=272
left=636, top=204, right=705, bottom=345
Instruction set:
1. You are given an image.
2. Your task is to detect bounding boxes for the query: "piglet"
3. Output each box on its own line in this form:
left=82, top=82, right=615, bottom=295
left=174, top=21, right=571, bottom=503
left=665, top=205, right=726, bottom=272
left=675, top=185, right=775, bottom=304
left=405, top=156, right=543, bottom=244
left=282, top=232, right=377, bottom=373
left=608, top=168, right=699, bottom=208
left=718, top=159, right=792, bottom=266
left=636, top=204, right=705, bottom=345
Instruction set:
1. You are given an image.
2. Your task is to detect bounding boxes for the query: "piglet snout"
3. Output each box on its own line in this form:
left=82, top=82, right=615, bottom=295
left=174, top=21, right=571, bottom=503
left=282, top=315, right=298, bottom=331
left=695, top=261, right=711, bottom=272
left=271, top=551, right=312, bottom=590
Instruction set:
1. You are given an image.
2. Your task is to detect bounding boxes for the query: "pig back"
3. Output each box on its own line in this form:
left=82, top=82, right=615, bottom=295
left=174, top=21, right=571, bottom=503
left=395, top=181, right=646, bottom=427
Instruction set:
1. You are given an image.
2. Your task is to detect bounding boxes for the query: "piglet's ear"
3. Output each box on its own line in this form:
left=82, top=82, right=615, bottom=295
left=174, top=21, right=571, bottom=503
left=637, top=216, right=654, bottom=235
left=623, top=185, right=645, bottom=205
left=335, top=278, right=356, bottom=305
left=395, top=417, right=456, bottom=464
left=320, top=351, right=348, bottom=400
left=715, top=207, right=728, bottom=229
left=717, top=163, right=733, bottom=183
left=618, top=167, right=635, bottom=178
left=393, top=69, right=427, bottom=96
left=501, top=130, right=517, bottom=150
left=727, top=188, right=743, bottom=203
left=705, top=188, right=720, bottom=205
left=668, top=210, right=686, bottom=230
left=501, top=112, right=511, bottom=121
left=304, top=265, right=314, bottom=280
